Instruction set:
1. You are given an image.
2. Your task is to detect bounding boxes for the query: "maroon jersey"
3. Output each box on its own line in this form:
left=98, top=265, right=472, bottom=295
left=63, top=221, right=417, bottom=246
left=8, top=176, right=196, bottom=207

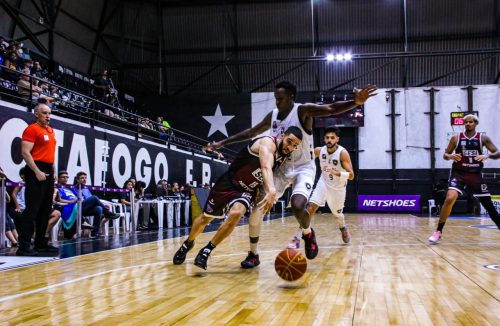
left=452, top=132, right=483, bottom=173
left=227, top=136, right=287, bottom=193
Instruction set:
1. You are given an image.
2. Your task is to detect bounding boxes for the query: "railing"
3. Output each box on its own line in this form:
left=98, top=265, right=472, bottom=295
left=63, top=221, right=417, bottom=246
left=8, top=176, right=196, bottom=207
left=0, top=181, right=193, bottom=247
left=0, top=65, right=237, bottom=160
left=0, top=178, right=6, bottom=249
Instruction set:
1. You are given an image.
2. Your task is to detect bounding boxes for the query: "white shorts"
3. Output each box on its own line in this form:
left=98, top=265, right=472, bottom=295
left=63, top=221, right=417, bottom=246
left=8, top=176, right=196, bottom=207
left=309, top=177, right=346, bottom=214
left=274, top=160, right=316, bottom=199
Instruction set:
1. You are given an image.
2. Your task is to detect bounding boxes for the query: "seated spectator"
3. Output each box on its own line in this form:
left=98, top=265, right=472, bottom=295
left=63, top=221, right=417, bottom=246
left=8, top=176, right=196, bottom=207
left=182, top=184, right=192, bottom=199
left=22, top=47, right=30, bottom=60
left=155, top=117, right=167, bottom=132
left=74, top=171, right=119, bottom=237
left=119, top=179, right=134, bottom=212
left=53, top=171, right=86, bottom=239
left=45, top=182, right=61, bottom=241
left=2, top=52, right=18, bottom=81
left=4, top=192, right=19, bottom=247
left=17, top=68, right=42, bottom=101
left=155, top=179, right=169, bottom=197
left=0, top=36, right=7, bottom=54
left=9, top=167, right=26, bottom=221
left=9, top=42, right=24, bottom=66
left=134, top=181, right=149, bottom=230
left=170, top=182, right=184, bottom=198
left=139, top=118, right=153, bottom=130
left=31, top=61, right=47, bottom=79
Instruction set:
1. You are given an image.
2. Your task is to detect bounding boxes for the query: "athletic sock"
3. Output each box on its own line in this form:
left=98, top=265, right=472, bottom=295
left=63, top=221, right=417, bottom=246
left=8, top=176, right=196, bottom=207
left=203, top=241, right=216, bottom=254
left=302, top=227, right=311, bottom=235
left=249, top=236, right=259, bottom=254
left=437, top=222, right=446, bottom=232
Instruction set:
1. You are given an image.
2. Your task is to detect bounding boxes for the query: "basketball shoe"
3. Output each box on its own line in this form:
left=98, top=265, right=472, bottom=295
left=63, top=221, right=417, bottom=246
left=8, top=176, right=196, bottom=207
left=194, top=247, right=211, bottom=270
left=340, top=226, right=351, bottom=244
left=173, top=240, right=194, bottom=265
left=428, top=231, right=442, bottom=244
left=240, top=251, right=260, bottom=269
left=302, top=228, right=318, bottom=259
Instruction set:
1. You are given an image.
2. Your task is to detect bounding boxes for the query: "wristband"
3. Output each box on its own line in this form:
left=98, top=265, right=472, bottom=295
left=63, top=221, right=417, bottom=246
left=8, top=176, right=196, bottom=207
left=340, top=172, right=350, bottom=179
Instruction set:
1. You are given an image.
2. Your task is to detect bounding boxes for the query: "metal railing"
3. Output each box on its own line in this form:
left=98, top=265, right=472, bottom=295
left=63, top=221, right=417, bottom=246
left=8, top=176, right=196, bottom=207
left=0, top=65, right=237, bottom=160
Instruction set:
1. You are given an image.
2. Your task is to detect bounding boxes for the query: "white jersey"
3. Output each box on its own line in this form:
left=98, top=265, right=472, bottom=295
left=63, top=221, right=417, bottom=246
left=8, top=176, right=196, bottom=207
left=270, top=103, right=314, bottom=168
left=319, top=145, right=348, bottom=189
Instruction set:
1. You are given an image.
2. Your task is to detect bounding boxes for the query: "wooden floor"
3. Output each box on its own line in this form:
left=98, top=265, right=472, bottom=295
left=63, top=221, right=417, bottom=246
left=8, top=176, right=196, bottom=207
left=1, top=213, right=499, bottom=325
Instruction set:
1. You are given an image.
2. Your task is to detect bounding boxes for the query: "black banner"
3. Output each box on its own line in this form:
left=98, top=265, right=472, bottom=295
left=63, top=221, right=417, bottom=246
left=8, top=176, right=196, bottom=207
left=0, top=101, right=228, bottom=192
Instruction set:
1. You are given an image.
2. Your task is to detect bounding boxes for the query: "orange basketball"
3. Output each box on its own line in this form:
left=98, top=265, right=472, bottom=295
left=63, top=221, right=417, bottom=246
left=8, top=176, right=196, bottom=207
left=274, top=248, right=307, bottom=281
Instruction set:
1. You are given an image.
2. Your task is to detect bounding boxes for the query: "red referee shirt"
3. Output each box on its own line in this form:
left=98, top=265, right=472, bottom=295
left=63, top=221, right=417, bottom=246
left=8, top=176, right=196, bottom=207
left=21, top=123, right=57, bottom=164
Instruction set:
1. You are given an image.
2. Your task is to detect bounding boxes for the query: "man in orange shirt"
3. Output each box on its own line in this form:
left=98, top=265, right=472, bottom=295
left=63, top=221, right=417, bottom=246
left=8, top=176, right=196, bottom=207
left=17, top=103, right=58, bottom=256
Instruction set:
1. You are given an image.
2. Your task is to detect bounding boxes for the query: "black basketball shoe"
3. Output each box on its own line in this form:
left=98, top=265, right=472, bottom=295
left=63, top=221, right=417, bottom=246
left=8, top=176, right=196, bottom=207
left=173, top=240, right=194, bottom=265
left=302, top=228, right=318, bottom=259
left=240, top=251, right=260, bottom=269
left=194, top=247, right=211, bottom=270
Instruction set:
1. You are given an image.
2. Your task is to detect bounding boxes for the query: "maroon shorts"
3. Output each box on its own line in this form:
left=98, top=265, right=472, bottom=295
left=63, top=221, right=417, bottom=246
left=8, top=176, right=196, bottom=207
left=448, top=169, right=490, bottom=197
left=203, top=174, right=255, bottom=218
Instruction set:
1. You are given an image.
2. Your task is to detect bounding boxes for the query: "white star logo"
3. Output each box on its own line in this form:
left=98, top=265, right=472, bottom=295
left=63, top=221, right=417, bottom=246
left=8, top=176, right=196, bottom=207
left=203, top=104, right=235, bottom=137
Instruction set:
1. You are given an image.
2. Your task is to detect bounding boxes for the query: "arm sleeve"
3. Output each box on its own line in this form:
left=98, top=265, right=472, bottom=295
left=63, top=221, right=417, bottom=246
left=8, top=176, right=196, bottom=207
left=21, top=125, right=36, bottom=143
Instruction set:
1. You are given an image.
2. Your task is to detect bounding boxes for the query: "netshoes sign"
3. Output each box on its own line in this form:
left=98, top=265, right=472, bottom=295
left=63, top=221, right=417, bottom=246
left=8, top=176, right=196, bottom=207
left=358, top=195, right=421, bottom=212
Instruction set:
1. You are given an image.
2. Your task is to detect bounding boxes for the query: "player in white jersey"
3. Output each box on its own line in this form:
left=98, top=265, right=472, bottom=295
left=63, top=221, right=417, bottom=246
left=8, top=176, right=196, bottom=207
left=289, top=127, right=353, bottom=249
left=205, top=81, right=377, bottom=267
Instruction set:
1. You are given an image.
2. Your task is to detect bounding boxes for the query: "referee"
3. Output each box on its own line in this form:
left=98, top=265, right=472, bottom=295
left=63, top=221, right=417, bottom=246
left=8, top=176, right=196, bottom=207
left=17, top=103, right=58, bottom=256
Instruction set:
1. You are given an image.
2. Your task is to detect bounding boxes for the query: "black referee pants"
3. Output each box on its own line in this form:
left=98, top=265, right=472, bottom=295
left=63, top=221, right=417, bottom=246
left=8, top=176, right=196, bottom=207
left=18, top=162, right=54, bottom=250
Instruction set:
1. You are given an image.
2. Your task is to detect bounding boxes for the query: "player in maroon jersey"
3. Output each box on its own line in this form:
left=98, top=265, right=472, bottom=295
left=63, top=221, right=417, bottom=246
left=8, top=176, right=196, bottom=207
left=429, top=114, right=500, bottom=244
left=172, top=126, right=303, bottom=269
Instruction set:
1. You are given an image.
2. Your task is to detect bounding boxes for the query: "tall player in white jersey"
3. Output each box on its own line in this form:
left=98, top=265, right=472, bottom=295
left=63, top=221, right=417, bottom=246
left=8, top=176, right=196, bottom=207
left=291, top=127, right=354, bottom=247
left=205, top=81, right=377, bottom=267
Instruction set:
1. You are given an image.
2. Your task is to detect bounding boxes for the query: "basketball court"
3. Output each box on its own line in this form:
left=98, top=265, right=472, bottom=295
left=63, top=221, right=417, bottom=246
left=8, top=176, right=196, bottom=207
left=1, top=212, right=498, bottom=325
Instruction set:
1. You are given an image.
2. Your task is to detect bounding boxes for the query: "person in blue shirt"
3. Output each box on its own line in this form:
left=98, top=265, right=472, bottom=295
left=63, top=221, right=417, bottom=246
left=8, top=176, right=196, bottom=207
left=73, top=171, right=118, bottom=237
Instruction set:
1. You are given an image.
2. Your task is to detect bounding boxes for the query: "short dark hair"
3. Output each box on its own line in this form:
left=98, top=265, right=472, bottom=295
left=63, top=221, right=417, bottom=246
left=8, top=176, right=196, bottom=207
left=19, top=167, right=26, bottom=176
left=58, top=170, right=68, bottom=177
left=284, top=126, right=303, bottom=140
left=275, top=81, right=297, bottom=98
left=324, top=126, right=341, bottom=137
left=76, top=171, right=87, bottom=179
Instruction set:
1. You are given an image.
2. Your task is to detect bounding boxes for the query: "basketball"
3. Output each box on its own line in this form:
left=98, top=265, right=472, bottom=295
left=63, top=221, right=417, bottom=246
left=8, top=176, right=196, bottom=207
left=274, top=248, right=307, bottom=281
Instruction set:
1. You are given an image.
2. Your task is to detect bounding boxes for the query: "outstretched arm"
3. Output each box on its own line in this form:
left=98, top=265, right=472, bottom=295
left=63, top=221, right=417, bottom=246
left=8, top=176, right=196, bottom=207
left=300, top=85, right=378, bottom=119
left=204, top=112, right=272, bottom=152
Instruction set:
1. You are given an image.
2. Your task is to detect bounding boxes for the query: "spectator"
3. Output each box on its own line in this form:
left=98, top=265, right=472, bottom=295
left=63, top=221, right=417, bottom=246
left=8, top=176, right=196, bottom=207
left=31, top=61, right=47, bottom=79
left=155, top=117, right=167, bottom=132
left=73, top=171, right=119, bottom=237
left=45, top=177, right=61, bottom=240
left=0, top=36, right=7, bottom=54
left=10, top=167, right=26, bottom=220
left=17, top=68, right=43, bottom=102
left=2, top=52, right=18, bottom=82
left=171, top=182, right=184, bottom=198
left=134, top=181, right=148, bottom=230
left=3, top=190, right=19, bottom=247
left=93, top=69, right=113, bottom=102
left=22, top=47, right=30, bottom=60
left=53, top=171, right=91, bottom=239
left=155, top=179, right=169, bottom=197
left=119, top=179, right=134, bottom=211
